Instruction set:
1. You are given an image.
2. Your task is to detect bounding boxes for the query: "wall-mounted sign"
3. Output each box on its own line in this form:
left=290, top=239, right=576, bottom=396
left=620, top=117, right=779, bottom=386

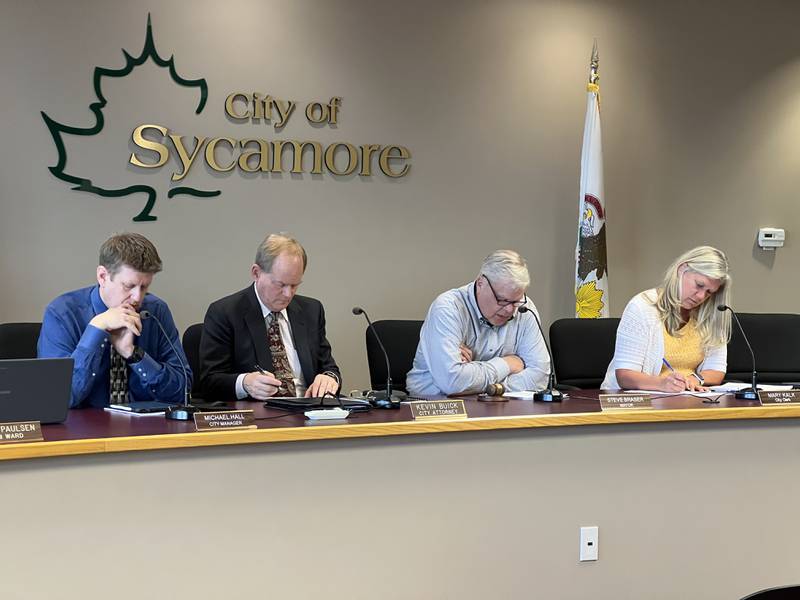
left=42, top=15, right=412, bottom=222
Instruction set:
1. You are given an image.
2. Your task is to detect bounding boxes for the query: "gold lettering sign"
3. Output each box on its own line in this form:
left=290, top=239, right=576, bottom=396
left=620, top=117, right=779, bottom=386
left=129, top=95, right=412, bottom=184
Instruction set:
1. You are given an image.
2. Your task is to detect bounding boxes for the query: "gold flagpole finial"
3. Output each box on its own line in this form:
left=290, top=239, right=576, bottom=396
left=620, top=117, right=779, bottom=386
left=589, top=39, right=599, bottom=86
left=586, top=39, right=600, bottom=95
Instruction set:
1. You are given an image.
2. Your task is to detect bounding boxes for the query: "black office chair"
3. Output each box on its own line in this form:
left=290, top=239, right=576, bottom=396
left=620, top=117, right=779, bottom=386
left=365, top=320, right=424, bottom=393
left=549, top=318, right=620, bottom=389
left=726, top=313, right=800, bottom=383
left=182, top=323, right=204, bottom=395
left=741, top=585, right=800, bottom=599
left=0, top=322, right=42, bottom=359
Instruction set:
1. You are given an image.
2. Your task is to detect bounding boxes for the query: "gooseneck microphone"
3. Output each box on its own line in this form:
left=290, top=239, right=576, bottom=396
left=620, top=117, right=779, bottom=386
left=517, top=304, right=562, bottom=402
left=140, top=310, right=197, bottom=420
left=352, top=307, right=405, bottom=409
left=717, top=304, right=759, bottom=401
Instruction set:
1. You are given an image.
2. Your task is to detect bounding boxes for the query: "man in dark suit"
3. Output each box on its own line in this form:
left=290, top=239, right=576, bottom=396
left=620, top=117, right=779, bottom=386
left=199, top=233, right=340, bottom=401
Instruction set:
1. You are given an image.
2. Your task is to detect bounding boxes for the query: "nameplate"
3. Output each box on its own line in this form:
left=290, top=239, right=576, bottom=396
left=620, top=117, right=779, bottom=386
left=410, top=400, right=468, bottom=420
left=194, top=410, right=256, bottom=431
left=599, top=394, right=653, bottom=411
left=0, top=421, right=44, bottom=444
left=759, top=390, right=800, bottom=405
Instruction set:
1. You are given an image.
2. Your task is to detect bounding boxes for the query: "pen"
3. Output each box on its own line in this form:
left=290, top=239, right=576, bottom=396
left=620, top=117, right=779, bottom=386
left=662, top=358, right=675, bottom=372
left=254, top=364, right=269, bottom=375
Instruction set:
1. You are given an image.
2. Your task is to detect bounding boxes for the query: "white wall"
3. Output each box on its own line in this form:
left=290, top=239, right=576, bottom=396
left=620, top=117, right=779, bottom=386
left=1, top=0, right=798, bottom=389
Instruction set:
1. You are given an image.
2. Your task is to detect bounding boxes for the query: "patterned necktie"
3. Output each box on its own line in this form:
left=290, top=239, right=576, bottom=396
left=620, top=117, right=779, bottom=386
left=109, top=346, right=129, bottom=404
left=267, top=312, right=296, bottom=397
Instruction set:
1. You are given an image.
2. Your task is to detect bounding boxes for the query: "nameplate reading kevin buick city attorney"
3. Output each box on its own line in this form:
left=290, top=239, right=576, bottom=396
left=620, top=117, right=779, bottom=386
left=599, top=394, right=653, bottom=411
left=0, top=421, right=44, bottom=444
left=194, top=410, right=256, bottom=431
left=410, top=400, right=468, bottom=421
left=759, top=390, right=800, bottom=405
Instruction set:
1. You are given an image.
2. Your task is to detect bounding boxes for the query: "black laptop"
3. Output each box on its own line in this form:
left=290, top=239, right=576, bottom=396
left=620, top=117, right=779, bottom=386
left=0, top=358, right=73, bottom=424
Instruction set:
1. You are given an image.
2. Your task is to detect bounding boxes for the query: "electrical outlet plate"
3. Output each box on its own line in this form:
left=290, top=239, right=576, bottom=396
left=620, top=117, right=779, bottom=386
left=580, top=526, right=599, bottom=561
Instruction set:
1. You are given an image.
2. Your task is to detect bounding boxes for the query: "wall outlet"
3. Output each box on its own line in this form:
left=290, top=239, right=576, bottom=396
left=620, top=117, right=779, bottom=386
left=580, top=526, right=599, bottom=561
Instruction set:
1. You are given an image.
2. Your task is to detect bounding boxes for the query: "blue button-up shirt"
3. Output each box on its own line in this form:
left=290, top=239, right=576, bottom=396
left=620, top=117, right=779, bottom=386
left=406, top=282, right=550, bottom=396
left=37, top=285, right=191, bottom=408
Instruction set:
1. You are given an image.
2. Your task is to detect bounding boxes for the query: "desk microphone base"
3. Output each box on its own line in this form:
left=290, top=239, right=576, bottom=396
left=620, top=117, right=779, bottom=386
left=165, top=405, right=200, bottom=421
left=734, top=388, right=760, bottom=401
left=534, top=389, right=563, bottom=403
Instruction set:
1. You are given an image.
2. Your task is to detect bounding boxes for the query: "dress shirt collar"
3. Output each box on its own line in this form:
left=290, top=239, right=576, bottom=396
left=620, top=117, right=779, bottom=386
left=90, top=285, right=108, bottom=315
left=464, top=280, right=519, bottom=330
left=461, top=281, right=495, bottom=329
left=252, top=282, right=289, bottom=322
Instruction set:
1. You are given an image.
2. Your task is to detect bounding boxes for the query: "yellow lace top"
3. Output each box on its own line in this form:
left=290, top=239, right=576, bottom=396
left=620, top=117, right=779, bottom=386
left=659, top=318, right=704, bottom=377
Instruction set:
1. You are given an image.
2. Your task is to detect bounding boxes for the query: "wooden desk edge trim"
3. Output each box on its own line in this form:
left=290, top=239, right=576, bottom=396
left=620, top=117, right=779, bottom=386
left=2, top=404, right=799, bottom=461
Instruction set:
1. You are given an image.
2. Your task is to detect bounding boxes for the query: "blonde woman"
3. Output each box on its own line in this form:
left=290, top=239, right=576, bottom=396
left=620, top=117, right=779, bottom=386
left=602, top=246, right=732, bottom=392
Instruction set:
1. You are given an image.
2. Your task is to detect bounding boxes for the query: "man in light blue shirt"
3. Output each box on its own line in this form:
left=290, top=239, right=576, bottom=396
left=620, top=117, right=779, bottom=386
left=407, top=250, right=550, bottom=397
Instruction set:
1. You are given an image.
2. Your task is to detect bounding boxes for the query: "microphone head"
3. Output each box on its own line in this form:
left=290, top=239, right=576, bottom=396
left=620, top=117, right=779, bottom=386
left=517, top=305, right=530, bottom=313
left=717, top=305, right=730, bottom=312
left=352, top=306, right=364, bottom=315
left=140, top=310, right=152, bottom=320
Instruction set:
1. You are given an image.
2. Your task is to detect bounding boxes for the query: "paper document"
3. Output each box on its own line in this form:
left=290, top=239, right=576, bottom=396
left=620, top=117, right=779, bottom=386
left=710, top=383, right=793, bottom=392
left=625, top=389, right=724, bottom=398
left=503, top=391, right=535, bottom=400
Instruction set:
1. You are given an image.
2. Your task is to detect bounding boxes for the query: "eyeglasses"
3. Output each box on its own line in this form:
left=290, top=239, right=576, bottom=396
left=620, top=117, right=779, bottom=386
left=482, top=275, right=526, bottom=308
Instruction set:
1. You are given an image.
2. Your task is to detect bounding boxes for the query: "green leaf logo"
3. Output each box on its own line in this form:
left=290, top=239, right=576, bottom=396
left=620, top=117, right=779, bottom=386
left=41, top=14, right=220, bottom=222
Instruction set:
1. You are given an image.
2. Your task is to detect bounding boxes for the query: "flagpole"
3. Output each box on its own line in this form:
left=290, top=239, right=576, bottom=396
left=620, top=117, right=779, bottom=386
left=575, top=40, right=609, bottom=319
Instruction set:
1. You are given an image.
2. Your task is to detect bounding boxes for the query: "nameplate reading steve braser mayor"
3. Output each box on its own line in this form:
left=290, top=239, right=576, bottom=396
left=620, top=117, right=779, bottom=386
left=410, top=400, right=468, bottom=421
left=599, top=394, right=653, bottom=411
left=194, top=411, right=256, bottom=432
left=760, top=390, right=800, bottom=405
left=0, top=421, right=44, bottom=444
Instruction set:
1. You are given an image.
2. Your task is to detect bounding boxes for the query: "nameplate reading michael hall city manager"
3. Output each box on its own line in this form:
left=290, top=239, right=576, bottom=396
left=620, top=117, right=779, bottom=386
left=194, top=411, right=256, bottom=432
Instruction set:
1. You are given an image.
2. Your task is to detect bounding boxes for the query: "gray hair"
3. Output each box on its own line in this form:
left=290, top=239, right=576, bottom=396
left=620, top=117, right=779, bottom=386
left=478, top=249, right=530, bottom=289
left=254, top=232, right=307, bottom=273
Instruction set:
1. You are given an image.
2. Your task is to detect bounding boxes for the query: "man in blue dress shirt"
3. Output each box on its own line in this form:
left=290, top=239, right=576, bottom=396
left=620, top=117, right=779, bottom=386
left=37, top=233, right=190, bottom=408
left=406, top=249, right=550, bottom=397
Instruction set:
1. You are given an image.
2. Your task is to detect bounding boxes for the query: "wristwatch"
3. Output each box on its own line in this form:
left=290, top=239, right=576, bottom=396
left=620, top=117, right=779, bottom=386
left=125, top=346, right=145, bottom=365
left=689, top=372, right=705, bottom=386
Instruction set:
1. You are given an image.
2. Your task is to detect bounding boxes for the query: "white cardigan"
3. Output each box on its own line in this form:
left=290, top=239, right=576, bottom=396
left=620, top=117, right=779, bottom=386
left=601, top=289, right=727, bottom=390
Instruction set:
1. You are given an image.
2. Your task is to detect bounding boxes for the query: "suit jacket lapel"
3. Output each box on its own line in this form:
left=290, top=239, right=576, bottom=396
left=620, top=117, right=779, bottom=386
left=243, top=287, right=273, bottom=372
left=287, top=301, right=314, bottom=384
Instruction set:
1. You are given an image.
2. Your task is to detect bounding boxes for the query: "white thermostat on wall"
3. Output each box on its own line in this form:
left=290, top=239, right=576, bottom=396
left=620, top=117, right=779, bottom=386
left=757, top=227, right=785, bottom=250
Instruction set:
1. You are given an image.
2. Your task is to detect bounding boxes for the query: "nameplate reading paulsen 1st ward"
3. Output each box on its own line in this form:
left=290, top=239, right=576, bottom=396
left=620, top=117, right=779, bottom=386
left=0, top=421, right=44, bottom=444
left=410, top=400, right=468, bottom=421
left=194, top=411, right=256, bottom=431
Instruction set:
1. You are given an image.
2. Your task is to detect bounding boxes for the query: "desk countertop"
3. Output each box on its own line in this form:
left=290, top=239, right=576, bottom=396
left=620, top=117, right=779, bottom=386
left=2, top=391, right=798, bottom=461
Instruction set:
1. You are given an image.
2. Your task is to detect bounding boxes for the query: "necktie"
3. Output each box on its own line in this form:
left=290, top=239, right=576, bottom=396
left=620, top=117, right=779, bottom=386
left=267, top=312, right=296, bottom=397
left=109, top=346, right=129, bottom=404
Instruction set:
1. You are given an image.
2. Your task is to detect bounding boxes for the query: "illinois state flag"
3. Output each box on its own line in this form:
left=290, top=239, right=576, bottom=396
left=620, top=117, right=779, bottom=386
left=575, top=43, right=609, bottom=318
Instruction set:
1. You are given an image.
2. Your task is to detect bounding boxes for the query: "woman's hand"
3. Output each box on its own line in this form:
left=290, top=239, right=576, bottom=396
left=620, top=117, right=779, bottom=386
left=659, top=371, right=688, bottom=392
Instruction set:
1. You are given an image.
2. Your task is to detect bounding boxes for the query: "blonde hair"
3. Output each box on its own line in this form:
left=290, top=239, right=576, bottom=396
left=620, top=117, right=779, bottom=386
left=255, top=233, right=307, bottom=273
left=654, top=246, right=732, bottom=347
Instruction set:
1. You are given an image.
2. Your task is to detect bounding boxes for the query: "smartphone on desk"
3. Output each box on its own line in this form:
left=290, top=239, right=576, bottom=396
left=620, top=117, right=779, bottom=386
left=108, top=401, right=174, bottom=414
